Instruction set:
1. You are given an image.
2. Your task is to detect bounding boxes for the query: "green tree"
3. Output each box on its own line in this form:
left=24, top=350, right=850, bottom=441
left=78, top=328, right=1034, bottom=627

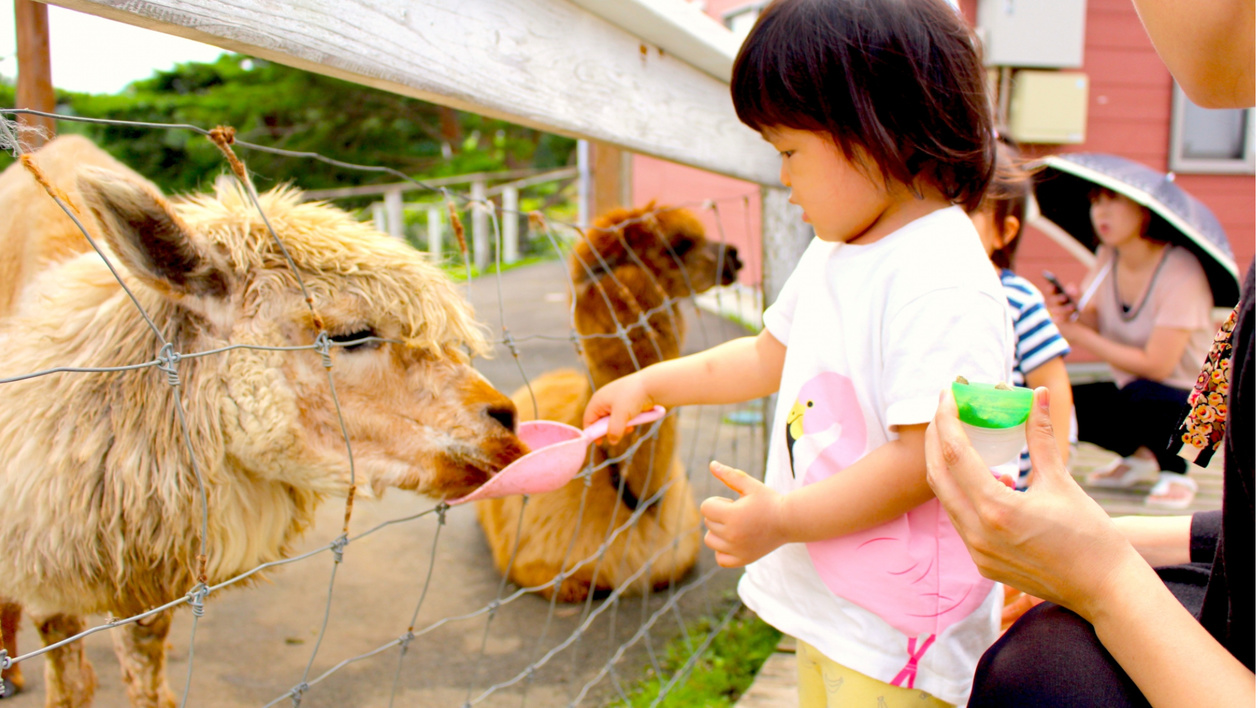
left=2, top=55, right=576, bottom=195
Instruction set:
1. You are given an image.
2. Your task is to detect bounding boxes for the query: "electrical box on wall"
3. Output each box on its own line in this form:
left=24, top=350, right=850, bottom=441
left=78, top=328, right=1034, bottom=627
left=1008, top=70, right=1089, bottom=144
left=977, top=0, right=1087, bottom=68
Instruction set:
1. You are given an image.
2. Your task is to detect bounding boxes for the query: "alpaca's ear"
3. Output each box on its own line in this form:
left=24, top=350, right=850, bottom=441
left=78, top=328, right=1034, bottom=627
left=77, top=167, right=232, bottom=304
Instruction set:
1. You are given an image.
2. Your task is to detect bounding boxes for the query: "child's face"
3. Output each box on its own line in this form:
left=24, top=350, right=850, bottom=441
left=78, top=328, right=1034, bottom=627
left=1089, top=190, right=1147, bottom=248
left=763, top=127, right=893, bottom=244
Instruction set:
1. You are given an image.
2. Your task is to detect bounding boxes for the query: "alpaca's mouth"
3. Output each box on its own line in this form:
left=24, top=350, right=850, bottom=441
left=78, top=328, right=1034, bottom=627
left=446, top=435, right=529, bottom=496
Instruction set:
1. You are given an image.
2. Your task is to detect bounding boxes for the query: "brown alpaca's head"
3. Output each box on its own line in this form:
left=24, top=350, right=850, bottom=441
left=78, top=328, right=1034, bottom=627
left=570, top=203, right=742, bottom=299
left=73, top=167, right=526, bottom=500
left=568, top=203, right=743, bottom=385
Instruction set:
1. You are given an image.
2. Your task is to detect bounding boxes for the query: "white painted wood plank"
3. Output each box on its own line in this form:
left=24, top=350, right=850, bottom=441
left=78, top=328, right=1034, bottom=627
left=41, top=0, right=779, bottom=185
left=567, top=0, right=741, bottom=81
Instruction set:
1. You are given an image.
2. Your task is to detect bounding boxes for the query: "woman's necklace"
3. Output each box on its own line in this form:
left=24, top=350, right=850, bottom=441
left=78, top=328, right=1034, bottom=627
left=1114, top=243, right=1171, bottom=321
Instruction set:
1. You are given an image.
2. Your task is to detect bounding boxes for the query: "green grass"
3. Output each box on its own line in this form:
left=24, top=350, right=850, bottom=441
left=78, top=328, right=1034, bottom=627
left=608, top=606, right=782, bottom=708
left=440, top=254, right=557, bottom=282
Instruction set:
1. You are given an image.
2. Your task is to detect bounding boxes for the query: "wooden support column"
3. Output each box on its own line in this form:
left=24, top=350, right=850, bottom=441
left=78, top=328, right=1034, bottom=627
left=471, top=178, right=488, bottom=271
left=426, top=205, right=444, bottom=257
left=589, top=140, right=627, bottom=219
left=501, top=186, right=519, bottom=264
left=14, top=0, right=56, bottom=146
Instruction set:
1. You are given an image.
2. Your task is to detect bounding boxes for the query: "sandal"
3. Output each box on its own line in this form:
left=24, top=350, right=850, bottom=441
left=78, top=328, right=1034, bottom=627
left=1144, top=472, right=1199, bottom=510
left=1086, top=455, right=1159, bottom=488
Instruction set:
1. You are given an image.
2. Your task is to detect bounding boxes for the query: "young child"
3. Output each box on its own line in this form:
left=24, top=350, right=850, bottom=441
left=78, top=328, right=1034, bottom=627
left=584, top=1, right=1009, bottom=705
left=967, top=141, right=1074, bottom=489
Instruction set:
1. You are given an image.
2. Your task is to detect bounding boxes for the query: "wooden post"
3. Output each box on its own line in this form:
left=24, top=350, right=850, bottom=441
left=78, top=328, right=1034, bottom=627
left=427, top=205, right=443, bottom=257
left=501, top=185, right=519, bottom=264
left=589, top=140, right=626, bottom=219
left=384, top=188, right=405, bottom=239
left=760, top=186, right=811, bottom=305
left=14, top=0, right=56, bottom=146
left=371, top=201, right=387, bottom=234
left=471, top=178, right=488, bottom=271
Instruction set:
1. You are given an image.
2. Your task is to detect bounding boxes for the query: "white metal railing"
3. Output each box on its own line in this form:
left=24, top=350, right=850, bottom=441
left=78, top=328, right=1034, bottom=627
left=314, top=166, right=579, bottom=270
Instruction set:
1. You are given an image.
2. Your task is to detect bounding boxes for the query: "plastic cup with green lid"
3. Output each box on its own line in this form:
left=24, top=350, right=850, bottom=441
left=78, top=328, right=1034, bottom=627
left=952, top=380, right=1034, bottom=467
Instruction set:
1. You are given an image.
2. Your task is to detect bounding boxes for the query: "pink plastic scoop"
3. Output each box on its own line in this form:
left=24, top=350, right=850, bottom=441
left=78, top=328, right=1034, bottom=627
left=448, top=405, right=666, bottom=504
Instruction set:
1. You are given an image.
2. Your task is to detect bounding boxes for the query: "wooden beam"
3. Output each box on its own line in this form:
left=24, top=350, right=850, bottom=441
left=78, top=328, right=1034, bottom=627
left=15, top=0, right=55, bottom=146
left=589, top=140, right=625, bottom=218
left=42, top=0, right=780, bottom=186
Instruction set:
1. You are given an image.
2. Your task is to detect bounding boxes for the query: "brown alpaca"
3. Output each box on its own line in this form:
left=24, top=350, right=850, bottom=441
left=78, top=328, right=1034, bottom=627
left=0, top=136, right=526, bottom=707
left=476, top=203, right=742, bottom=602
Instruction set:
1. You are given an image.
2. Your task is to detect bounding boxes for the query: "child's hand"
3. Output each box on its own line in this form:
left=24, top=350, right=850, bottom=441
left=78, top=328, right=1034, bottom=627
left=582, top=373, right=654, bottom=445
left=700, top=461, right=789, bottom=568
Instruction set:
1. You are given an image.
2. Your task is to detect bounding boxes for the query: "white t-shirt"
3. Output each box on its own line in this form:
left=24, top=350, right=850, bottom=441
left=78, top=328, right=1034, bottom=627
left=739, top=206, right=1008, bottom=706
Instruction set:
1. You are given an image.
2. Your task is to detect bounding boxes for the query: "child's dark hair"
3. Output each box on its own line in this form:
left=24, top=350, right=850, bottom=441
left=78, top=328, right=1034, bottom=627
left=982, top=140, right=1032, bottom=269
left=731, top=0, right=995, bottom=211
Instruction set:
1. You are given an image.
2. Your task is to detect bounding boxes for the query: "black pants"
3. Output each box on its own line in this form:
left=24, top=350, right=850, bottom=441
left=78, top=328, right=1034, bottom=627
left=1073, top=379, right=1191, bottom=475
left=969, top=564, right=1210, bottom=707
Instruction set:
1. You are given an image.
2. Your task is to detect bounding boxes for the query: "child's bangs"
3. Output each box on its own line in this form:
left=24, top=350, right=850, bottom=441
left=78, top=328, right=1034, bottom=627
left=730, top=9, right=829, bottom=135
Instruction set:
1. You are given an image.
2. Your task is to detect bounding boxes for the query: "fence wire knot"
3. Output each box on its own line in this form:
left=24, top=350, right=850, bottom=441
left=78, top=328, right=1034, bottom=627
left=330, top=533, right=348, bottom=564
left=313, top=331, right=334, bottom=369
left=186, top=583, right=210, bottom=618
left=289, top=682, right=309, bottom=707
left=156, top=343, right=182, bottom=386
left=435, top=502, right=449, bottom=526
left=502, top=329, right=521, bottom=359
left=399, top=630, right=415, bottom=652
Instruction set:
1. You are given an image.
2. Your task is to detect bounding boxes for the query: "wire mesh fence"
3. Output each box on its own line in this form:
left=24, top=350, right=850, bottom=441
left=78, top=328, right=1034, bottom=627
left=0, top=109, right=768, bottom=707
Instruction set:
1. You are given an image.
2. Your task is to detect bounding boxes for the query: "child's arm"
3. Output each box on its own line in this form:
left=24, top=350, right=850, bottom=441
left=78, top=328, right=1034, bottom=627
left=700, top=423, right=933, bottom=567
left=583, top=328, right=786, bottom=443
left=1023, top=356, right=1074, bottom=464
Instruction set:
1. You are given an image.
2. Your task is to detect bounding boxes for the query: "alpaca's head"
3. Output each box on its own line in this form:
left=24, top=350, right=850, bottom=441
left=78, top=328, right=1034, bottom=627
left=73, top=167, right=526, bottom=499
left=570, top=202, right=742, bottom=298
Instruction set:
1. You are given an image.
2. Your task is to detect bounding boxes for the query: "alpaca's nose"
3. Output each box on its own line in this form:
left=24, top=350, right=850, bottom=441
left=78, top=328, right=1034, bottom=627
left=722, top=245, right=743, bottom=282
left=486, top=403, right=517, bottom=433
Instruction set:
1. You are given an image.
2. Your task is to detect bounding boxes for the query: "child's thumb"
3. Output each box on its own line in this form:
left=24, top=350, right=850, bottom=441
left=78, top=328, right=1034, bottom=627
left=1024, top=387, right=1067, bottom=488
left=709, top=460, right=761, bottom=497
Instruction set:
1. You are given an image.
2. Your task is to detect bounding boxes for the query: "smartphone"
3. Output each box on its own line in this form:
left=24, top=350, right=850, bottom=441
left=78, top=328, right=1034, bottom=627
left=1041, top=270, right=1077, bottom=309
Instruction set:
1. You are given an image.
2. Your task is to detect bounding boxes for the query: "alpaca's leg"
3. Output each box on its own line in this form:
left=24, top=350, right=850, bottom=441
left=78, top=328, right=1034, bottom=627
left=111, top=609, right=176, bottom=708
left=33, top=613, right=97, bottom=708
left=1, top=600, right=24, bottom=694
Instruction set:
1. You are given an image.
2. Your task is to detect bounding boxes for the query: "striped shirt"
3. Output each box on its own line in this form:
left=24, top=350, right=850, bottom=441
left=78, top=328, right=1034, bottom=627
left=1001, top=270, right=1072, bottom=482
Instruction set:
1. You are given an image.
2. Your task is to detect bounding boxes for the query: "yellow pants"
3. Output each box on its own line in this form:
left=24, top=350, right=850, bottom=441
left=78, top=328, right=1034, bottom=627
left=796, top=640, right=953, bottom=708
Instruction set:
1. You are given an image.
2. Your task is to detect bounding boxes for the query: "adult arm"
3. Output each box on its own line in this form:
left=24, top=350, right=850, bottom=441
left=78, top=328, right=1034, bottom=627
left=583, top=328, right=785, bottom=442
left=1130, top=0, right=1256, bottom=108
left=1056, top=321, right=1192, bottom=382
left=925, top=387, right=1254, bottom=707
left=1111, top=515, right=1193, bottom=567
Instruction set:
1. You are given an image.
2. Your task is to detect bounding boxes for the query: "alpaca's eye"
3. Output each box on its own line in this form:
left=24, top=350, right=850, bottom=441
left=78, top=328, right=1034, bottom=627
left=671, top=238, right=695, bottom=257
left=330, top=328, right=379, bottom=352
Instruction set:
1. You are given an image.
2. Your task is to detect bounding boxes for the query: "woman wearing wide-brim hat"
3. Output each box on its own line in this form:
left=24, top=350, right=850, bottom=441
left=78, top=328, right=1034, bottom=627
left=1032, top=153, right=1240, bottom=509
